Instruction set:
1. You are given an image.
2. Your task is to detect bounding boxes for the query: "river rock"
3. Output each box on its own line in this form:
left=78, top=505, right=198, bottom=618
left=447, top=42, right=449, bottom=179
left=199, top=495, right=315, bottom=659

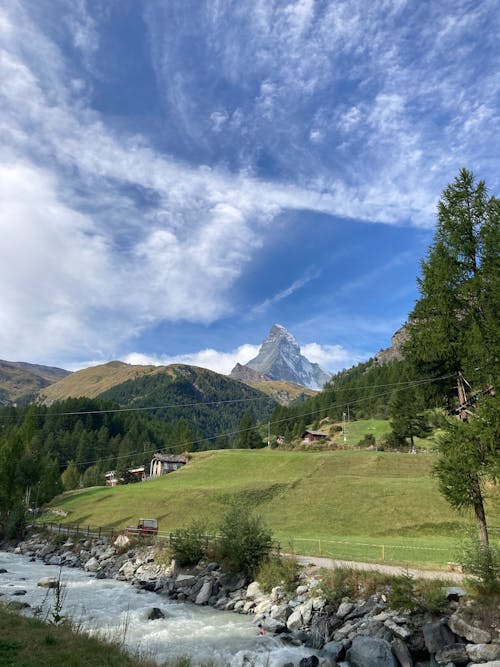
left=147, top=607, right=165, bottom=620
left=299, top=656, right=319, bottom=667
left=84, top=556, right=100, bottom=572
left=385, top=618, right=412, bottom=640
left=391, top=637, right=413, bottom=667
left=435, top=643, right=469, bottom=665
left=37, top=576, right=59, bottom=588
left=175, top=573, right=196, bottom=586
left=321, top=640, right=345, bottom=661
left=467, top=644, right=500, bottom=662
left=337, top=601, right=354, bottom=618
left=347, top=636, right=397, bottom=667
left=246, top=581, right=263, bottom=600
left=287, top=609, right=303, bottom=631
left=114, top=535, right=131, bottom=550
left=468, top=662, right=500, bottom=667
left=423, top=619, right=456, bottom=653
left=448, top=613, right=492, bottom=644
left=195, top=580, right=212, bottom=605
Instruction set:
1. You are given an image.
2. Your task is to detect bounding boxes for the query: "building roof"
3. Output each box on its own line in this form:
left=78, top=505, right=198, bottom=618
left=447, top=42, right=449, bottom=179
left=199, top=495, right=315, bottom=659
left=301, top=430, right=328, bottom=437
left=152, top=453, right=187, bottom=463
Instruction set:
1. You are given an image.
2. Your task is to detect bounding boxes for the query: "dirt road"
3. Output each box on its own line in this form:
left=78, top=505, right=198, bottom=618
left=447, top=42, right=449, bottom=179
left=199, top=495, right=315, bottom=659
left=290, top=554, right=464, bottom=582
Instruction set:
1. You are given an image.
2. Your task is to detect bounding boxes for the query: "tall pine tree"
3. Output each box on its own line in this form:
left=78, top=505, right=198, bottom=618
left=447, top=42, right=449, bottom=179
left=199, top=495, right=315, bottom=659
left=405, top=168, right=499, bottom=545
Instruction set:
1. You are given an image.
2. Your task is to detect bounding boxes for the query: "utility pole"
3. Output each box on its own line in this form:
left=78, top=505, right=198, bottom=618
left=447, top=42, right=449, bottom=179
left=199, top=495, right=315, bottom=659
left=342, top=412, right=347, bottom=442
left=267, top=422, right=270, bottom=448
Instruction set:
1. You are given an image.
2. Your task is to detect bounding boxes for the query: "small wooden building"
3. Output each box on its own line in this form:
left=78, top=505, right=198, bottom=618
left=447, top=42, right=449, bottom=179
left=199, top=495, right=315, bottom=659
left=150, top=453, right=187, bottom=478
left=301, top=429, right=328, bottom=443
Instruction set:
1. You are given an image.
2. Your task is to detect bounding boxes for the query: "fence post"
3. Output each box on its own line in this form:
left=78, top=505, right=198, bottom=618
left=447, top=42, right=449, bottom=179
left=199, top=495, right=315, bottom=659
left=318, top=539, right=322, bottom=556
left=381, top=545, right=385, bottom=561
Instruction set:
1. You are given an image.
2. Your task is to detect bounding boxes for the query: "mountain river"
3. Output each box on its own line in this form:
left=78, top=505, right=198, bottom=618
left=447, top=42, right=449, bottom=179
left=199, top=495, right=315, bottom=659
left=0, top=551, right=314, bottom=666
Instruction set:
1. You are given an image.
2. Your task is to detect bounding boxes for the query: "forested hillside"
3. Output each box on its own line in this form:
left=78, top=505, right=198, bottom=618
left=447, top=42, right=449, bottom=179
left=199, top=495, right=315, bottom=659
left=98, top=364, right=276, bottom=447
left=269, top=358, right=407, bottom=441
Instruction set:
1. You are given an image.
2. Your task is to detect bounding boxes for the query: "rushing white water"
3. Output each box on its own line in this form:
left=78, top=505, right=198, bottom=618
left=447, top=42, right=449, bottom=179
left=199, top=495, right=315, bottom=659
left=0, top=551, right=315, bottom=666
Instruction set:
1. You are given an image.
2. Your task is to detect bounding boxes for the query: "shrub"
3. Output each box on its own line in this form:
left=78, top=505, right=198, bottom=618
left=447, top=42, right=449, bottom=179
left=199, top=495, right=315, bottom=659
left=358, top=433, right=376, bottom=448
left=460, top=537, right=500, bottom=596
left=170, top=520, right=210, bottom=566
left=256, top=555, right=299, bottom=595
left=389, top=571, right=450, bottom=613
left=388, top=570, right=416, bottom=611
left=319, top=567, right=357, bottom=604
left=216, top=502, right=273, bottom=578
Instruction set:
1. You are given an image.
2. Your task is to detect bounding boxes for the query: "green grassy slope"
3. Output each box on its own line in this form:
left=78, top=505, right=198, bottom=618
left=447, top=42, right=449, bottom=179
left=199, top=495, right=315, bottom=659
left=46, top=450, right=500, bottom=568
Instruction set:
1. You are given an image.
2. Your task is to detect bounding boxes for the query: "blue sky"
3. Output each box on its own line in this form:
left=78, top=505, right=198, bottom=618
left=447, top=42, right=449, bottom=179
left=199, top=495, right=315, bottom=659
left=1, top=0, right=498, bottom=375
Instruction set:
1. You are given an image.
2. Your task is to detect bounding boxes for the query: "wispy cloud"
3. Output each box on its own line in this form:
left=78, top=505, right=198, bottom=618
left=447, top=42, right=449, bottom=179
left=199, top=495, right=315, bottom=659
left=0, top=0, right=498, bottom=365
left=250, top=267, right=321, bottom=316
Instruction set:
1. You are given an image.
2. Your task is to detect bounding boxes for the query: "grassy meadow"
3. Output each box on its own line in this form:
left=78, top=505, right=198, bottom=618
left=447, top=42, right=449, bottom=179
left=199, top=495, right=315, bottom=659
left=43, top=449, right=500, bottom=569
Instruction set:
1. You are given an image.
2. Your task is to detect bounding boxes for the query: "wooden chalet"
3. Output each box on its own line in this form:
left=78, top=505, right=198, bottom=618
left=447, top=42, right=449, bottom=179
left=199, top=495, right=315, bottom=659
left=149, top=453, right=187, bottom=478
left=301, top=429, right=328, bottom=443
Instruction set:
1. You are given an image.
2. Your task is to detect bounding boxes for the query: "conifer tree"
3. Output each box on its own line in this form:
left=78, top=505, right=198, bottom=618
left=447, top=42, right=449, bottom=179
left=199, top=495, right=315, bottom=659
left=405, top=168, right=499, bottom=545
left=234, top=411, right=263, bottom=449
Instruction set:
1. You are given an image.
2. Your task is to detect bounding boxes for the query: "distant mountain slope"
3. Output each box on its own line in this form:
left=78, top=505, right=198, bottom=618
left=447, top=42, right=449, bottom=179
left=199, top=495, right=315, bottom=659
left=98, top=364, right=277, bottom=444
left=0, top=359, right=70, bottom=405
left=38, top=361, right=167, bottom=403
left=230, top=364, right=317, bottom=405
left=230, top=324, right=331, bottom=390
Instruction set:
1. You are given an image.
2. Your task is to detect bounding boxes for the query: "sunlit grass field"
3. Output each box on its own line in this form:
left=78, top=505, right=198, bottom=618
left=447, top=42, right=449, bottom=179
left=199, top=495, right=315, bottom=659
left=45, top=449, right=500, bottom=569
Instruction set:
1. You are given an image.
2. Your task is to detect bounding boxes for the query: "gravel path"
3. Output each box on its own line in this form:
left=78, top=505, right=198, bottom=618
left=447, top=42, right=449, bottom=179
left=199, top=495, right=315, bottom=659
left=290, top=554, right=464, bottom=582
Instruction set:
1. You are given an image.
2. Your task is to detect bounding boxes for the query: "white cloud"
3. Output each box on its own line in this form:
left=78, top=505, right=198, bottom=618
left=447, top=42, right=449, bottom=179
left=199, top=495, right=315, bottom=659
left=122, top=344, right=261, bottom=376
left=301, top=342, right=362, bottom=372
left=0, top=0, right=498, bottom=366
left=122, top=339, right=360, bottom=376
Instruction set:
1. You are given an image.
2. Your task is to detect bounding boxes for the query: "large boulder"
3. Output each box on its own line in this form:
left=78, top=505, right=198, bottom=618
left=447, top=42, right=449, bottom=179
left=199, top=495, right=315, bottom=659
left=391, top=637, right=413, bottom=667
left=467, top=644, right=500, bottom=663
left=435, top=643, right=469, bottom=665
left=347, top=636, right=397, bottom=667
left=83, top=556, right=100, bottom=572
left=287, top=609, right=303, bottom=631
left=423, top=620, right=456, bottom=653
left=195, top=580, right=212, bottom=605
left=448, top=613, right=492, bottom=644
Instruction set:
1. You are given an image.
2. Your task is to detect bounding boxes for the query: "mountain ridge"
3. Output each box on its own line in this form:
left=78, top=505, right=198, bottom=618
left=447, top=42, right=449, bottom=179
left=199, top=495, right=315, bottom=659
left=230, top=324, right=331, bottom=390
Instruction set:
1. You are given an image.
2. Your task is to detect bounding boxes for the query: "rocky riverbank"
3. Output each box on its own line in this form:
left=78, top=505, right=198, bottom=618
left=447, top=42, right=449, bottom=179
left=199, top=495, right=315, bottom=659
left=3, top=530, right=499, bottom=667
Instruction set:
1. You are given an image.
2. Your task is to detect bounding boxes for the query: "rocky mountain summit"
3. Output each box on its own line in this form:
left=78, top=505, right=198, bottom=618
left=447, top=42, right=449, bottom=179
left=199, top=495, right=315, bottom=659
left=231, top=325, right=331, bottom=390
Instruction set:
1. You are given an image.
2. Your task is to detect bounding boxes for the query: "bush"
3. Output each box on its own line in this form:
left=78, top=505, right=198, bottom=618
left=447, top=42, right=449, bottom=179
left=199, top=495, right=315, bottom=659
left=388, top=571, right=449, bottom=613
left=216, top=502, right=273, bottom=578
left=460, top=537, right=500, bottom=596
left=170, top=520, right=210, bottom=566
left=358, top=433, right=376, bottom=448
left=256, top=555, right=299, bottom=595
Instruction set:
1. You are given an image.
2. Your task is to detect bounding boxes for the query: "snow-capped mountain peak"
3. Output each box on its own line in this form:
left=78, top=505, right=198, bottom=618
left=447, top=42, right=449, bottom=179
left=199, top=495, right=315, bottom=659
left=230, top=324, right=331, bottom=390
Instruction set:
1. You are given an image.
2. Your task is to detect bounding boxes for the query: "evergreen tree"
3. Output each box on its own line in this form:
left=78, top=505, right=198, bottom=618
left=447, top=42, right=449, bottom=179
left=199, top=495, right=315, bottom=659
left=61, top=460, right=80, bottom=491
left=389, top=377, right=429, bottom=450
left=405, top=168, right=499, bottom=544
left=234, top=411, right=263, bottom=449
left=405, top=168, right=499, bottom=394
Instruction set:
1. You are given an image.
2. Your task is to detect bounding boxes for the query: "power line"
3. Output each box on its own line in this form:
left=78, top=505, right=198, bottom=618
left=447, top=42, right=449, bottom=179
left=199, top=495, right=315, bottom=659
left=65, top=372, right=455, bottom=470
